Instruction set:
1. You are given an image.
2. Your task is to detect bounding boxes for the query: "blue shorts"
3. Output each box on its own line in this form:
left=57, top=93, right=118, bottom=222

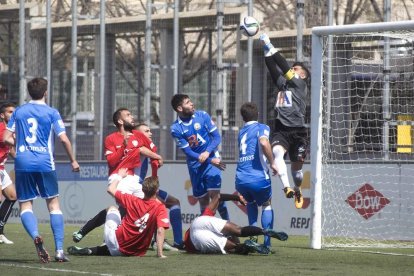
left=157, top=189, right=168, bottom=202
left=188, top=163, right=221, bottom=198
left=15, top=171, right=59, bottom=202
left=236, top=179, right=272, bottom=206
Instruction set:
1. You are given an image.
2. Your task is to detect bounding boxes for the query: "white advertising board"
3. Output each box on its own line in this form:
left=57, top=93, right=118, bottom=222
left=6, top=161, right=411, bottom=239
left=4, top=162, right=312, bottom=236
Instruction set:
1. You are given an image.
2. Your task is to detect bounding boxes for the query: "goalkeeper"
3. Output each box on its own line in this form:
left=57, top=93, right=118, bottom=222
left=259, top=33, right=310, bottom=209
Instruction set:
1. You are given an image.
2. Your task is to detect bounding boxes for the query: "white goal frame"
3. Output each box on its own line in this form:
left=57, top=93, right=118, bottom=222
left=310, top=20, right=414, bottom=250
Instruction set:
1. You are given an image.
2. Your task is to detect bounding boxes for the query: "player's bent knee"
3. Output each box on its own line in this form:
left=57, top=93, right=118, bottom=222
left=292, top=170, right=303, bottom=187
left=168, top=196, right=180, bottom=206
left=107, top=206, right=119, bottom=213
left=262, top=200, right=272, bottom=207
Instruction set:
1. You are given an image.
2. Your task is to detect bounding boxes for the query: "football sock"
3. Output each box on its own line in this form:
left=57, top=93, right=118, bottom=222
left=169, top=205, right=183, bottom=245
left=218, top=201, right=229, bottom=220
left=273, top=146, right=290, bottom=189
left=0, top=199, right=16, bottom=234
left=89, top=244, right=111, bottom=256
left=246, top=202, right=258, bottom=226
left=79, top=208, right=107, bottom=236
left=50, top=210, right=64, bottom=251
left=21, top=209, right=39, bottom=239
left=240, top=225, right=265, bottom=237
left=261, top=206, right=274, bottom=247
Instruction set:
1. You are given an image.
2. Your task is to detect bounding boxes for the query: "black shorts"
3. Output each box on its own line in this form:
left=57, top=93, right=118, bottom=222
left=271, top=120, right=308, bottom=162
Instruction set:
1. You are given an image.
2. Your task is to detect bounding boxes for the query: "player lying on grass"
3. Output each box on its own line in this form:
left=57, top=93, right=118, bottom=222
left=184, top=193, right=288, bottom=255
left=67, top=168, right=170, bottom=258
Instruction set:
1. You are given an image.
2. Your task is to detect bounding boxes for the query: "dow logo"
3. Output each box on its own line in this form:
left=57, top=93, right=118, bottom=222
left=345, top=183, right=390, bottom=220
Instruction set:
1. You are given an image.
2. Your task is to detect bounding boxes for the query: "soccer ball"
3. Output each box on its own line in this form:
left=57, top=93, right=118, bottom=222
left=239, top=16, right=260, bottom=37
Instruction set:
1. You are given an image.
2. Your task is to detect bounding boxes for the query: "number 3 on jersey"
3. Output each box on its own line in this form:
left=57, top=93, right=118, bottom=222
left=26, top=117, right=38, bottom=144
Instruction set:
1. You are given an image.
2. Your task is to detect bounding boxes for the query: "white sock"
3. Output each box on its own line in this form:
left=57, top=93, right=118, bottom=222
left=273, top=146, right=290, bottom=189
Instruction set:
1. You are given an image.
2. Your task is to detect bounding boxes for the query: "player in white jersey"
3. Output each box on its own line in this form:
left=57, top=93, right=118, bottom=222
left=3, top=77, right=80, bottom=263
left=184, top=193, right=288, bottom=255
left=235, top=102, right=278, bottom=250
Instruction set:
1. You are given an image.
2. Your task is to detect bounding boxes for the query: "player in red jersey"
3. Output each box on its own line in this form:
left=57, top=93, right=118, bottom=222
left=67, top=168, right=170, bottom=258
left=136, top=123, right=184, bottom=250
left=72, top=108, right=163, bottom=242
left=183, top=193, right=288, bottom=255
left=0, top=103, right=17, bottom=244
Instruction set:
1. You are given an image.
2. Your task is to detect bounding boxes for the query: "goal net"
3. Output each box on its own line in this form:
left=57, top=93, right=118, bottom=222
left=310, top=21, right=414, bottom=250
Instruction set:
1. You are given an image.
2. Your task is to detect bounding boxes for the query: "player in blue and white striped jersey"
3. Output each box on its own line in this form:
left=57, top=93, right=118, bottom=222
left=235, top=102, right=277, bottom=250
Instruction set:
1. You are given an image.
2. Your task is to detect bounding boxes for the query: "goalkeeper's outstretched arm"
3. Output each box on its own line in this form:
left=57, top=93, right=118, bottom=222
left=260, top=33, right=296, bottom=85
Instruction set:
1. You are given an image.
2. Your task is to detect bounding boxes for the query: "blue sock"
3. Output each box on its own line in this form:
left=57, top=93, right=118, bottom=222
left=21, top=210, right=39, bottom=240
left=169, top=206, right=183, bottom=245
left=218, top=201, right=229, bottom=220
left=247, top=202, right=258, bottom=226
left=50, top=211, right=64, bottom=251
left=261, top=207, right=274, bottom=247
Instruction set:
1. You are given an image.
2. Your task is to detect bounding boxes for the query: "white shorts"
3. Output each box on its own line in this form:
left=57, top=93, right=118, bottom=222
left=0, top=170, right=13, bottom=190
left=190, top=215, right=228, bottom=254
left=104, top=208, right=124, bottom=256
left=108, top=174, right=144, bottom=199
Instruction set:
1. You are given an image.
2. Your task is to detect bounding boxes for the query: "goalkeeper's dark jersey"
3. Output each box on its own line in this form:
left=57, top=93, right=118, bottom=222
left=274, top=74, right=307, bottom=128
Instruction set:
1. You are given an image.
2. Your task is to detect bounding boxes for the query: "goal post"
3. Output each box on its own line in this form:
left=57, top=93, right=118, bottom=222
left=310, top=20, right=414, bottom=250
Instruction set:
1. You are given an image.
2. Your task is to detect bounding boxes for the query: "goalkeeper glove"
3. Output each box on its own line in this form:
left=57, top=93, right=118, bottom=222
left=259, top=33, right=277, bottom=57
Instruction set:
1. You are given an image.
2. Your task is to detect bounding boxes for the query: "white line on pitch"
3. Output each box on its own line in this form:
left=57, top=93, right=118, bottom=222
left=0, top=262, right=115, bottom=275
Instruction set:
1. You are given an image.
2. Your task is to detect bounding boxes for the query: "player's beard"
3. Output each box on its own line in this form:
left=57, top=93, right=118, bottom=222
left=181, top=108, right=194, bottom=118
left=124, top=121, right=135, bottom=132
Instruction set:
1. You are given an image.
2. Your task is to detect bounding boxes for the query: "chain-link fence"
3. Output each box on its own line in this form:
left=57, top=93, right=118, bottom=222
left=0, top=1, right=412, bottom=161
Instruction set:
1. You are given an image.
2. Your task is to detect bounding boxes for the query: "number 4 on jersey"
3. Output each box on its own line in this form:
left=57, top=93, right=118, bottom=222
left=134, top=213, right=149, bottom=233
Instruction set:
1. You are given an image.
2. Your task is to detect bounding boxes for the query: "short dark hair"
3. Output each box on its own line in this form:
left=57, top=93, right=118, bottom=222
left=112, top=107, right=129, bottom=127
left=171, top=94, right=189, bottom=112
left=240, top=102, right=258, bottom=122
left=142, top=176, right=159, bottom=197
left=135, top=122, right=148, bottom=129
left=27, top=78, right=48, bottom=100
left=0, top=102, right=16, bottom=114
left=292, top=62, right=310, bottom=80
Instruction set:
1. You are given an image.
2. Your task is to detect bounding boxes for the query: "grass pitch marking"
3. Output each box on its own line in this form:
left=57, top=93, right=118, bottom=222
left=0, top=262, right=115, bottom=275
